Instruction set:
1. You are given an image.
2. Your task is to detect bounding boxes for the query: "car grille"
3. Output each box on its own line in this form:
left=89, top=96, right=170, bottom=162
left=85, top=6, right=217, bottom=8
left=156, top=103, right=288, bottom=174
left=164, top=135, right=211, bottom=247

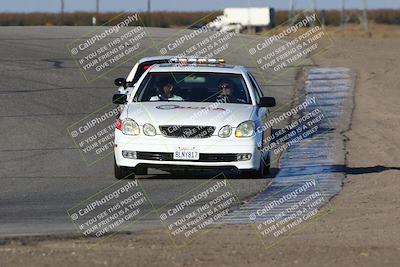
left=159, top=125, right=215, bottom=138
left=136, top=152, right=237, bottom=162
left=136, top=152, right=173, bottom=161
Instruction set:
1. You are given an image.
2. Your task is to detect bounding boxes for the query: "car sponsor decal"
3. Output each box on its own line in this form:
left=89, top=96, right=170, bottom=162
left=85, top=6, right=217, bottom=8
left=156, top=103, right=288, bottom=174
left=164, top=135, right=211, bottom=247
left=155, top=104, right=226, bottom=111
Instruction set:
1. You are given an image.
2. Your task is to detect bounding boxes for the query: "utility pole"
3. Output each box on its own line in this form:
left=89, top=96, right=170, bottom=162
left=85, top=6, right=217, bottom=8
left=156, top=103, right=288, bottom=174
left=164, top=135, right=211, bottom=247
left=341, top=0, right=345, bottom=30
left=60, top=0, right=64, bottom=26
left=311, top=0, right=317, bottom=27
left=289, top=0, right=294, bottom=22
left=247, top=0, right=252, bottom=34
left=96, top=0, right=99, bottom=25
left=362, top=0, right=369, bottom=32
left=289, top=0, right=295, bottom=25
left=312, top=0, right=316, bottom=12
left=147, top=0, right=151, bottom=27
left=92, top=0, right=99, bottom=26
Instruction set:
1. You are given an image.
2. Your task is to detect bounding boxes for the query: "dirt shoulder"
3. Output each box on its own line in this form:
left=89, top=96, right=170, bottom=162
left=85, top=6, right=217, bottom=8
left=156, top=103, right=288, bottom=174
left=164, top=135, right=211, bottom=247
left=1, top=36, right=400, bottom=267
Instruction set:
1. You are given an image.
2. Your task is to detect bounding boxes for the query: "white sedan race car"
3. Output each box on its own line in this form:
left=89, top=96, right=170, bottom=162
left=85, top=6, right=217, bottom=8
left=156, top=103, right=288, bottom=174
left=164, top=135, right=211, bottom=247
left=112, top=58, right=276, bottom=179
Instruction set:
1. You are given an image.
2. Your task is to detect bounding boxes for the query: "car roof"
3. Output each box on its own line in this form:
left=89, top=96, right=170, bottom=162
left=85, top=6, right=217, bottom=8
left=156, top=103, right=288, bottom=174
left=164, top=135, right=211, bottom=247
left=148, top=63, right=246, bottom=75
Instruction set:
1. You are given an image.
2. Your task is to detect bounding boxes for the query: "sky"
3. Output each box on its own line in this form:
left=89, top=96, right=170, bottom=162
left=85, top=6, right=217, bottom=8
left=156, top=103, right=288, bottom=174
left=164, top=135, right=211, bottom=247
left=1, top=0, right=400, bottom=13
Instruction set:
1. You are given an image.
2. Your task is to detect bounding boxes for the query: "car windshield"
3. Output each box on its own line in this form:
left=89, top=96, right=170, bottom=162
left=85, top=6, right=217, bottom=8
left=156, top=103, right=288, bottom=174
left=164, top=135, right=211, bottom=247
left=134, top=72, right=251, bottom=104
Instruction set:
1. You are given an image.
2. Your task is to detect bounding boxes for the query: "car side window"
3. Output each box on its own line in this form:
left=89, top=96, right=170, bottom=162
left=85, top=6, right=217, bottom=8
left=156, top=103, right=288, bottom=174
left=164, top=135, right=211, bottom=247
left=248, top=72, right=264, bottom=98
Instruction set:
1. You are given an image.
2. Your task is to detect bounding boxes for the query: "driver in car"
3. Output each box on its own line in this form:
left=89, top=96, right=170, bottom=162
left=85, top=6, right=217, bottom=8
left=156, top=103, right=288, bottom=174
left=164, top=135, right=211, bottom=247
left=216, top=79, right=246, bottom=103
left=150, top=77, right=183, bottom=101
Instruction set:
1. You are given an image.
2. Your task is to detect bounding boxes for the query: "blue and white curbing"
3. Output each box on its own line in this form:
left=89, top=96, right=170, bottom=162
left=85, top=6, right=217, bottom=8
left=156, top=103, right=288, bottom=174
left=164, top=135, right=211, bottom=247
left=220, top=67, right=355, bottom=223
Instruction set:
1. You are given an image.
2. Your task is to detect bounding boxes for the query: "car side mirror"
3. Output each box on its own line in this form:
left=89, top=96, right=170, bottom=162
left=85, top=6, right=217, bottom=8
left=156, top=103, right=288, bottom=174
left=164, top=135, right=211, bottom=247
left=113, top=94, right=127, bottom=105
left=114, top=78, right=127, bottom=88
left=259, top=97, right=276, bottom=108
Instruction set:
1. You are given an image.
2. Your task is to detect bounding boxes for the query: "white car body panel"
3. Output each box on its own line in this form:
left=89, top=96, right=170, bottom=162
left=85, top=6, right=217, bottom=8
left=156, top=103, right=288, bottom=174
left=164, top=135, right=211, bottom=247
left=114, top=61, right=271, bottom=173
left=125, top=102, right=254, bottom=128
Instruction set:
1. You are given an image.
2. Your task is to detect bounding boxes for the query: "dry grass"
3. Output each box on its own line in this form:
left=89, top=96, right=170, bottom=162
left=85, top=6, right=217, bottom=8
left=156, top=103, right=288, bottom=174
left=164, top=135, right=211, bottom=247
left=256, top=22, right=400, bottom=39
left=324, top=22, right=400, bottom=38
left=0, top=9, right=400, bottom=27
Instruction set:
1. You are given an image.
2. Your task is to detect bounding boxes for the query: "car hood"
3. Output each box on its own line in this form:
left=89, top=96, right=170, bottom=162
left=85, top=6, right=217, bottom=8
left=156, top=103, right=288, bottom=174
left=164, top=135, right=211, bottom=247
left=126, top=102, right=255, bottom=128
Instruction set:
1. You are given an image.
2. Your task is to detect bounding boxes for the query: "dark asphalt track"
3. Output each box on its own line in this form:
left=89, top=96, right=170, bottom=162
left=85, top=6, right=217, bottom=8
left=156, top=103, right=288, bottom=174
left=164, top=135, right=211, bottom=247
left=0, top=27, right=308, bottom=237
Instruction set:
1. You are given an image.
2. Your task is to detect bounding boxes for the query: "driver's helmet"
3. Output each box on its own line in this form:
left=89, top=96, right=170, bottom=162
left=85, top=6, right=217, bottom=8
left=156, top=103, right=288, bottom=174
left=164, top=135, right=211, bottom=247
left=156, top=77, right=175, bottom=100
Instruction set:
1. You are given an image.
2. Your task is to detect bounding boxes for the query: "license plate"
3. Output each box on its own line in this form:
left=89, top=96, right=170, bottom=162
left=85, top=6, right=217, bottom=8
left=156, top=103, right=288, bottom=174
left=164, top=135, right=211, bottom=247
left=173, top=147, right=199, bottom=160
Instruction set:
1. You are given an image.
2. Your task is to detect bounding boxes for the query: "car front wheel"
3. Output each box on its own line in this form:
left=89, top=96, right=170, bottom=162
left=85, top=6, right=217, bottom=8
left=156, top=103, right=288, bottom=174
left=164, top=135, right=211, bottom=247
left=240, top=162, right=263, bottom=179
left=263, top=152, right=271, bottom=175
left=239, top=152, right=270, bottom=179
left=114, top=159, right=132, bottom=179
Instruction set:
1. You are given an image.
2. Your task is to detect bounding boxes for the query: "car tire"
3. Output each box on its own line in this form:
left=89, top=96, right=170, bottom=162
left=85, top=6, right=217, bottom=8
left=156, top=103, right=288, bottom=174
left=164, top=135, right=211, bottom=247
left=114, top=159, right=133, bottom=180
left=240, top=151, right=271, bottom=179
left=240, top=168, right=262, bottom=179
left=263, top=152, right=271, bottom=176
left=240, top=158, right=264, bottom=179
left=133, top=165, right=148, bottom=176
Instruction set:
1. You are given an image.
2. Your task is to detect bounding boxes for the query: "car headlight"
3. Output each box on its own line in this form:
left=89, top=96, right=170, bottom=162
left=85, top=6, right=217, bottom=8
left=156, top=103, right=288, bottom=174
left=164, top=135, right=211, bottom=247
left=235, top=121, right=255, bottom=137
left=122, top=119, right=140, bottom=136
left=218, top=125, right=232, bottom=138
left=143, top=123, right=156, bottom=136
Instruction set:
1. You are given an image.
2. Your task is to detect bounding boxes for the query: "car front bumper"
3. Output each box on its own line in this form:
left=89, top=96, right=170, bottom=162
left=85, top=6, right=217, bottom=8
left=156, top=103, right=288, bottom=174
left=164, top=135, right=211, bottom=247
left=114, top=131, right=261, bottom=170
